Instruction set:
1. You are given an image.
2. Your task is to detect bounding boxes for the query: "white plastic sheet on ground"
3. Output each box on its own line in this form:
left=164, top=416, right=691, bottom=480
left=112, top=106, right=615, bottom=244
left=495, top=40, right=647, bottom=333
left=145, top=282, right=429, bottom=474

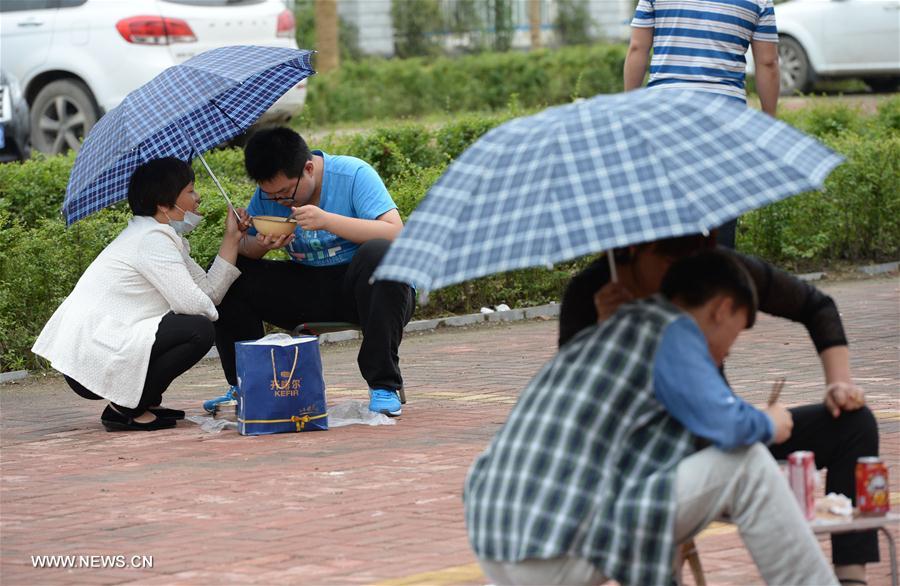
left=327, top=400, right=395, bottom=427
left=186, top=415, right=237, bottom=434
left=186, top=400, right=394, bottom=433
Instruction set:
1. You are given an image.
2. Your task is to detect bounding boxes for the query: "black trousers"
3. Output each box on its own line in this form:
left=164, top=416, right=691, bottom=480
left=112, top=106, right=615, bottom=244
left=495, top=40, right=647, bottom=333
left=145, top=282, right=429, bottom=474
left=770, top=403, right=880, bottom=565
left=65, top=313, right=215, bottom=416
left=214, top=239, right=415, bottom=391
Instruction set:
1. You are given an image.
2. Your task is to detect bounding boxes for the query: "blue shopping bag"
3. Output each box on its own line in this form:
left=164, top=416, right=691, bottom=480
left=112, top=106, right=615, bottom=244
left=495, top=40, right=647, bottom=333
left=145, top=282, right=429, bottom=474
left=235, top=334, right=328, bottom=435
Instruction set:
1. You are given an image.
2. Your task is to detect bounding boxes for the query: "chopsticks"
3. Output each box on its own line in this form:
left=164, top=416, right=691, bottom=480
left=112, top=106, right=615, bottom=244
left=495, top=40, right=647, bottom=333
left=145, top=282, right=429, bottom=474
left=767, top=377, right=786, bottom=406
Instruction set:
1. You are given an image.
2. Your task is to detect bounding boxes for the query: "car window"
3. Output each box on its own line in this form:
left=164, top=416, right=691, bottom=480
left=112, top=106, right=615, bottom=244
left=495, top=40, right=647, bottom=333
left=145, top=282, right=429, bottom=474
left=0, top=0, right=54, bottom=12
left=57, top=0, right=87, bottom=8
left=161, top=0, right=268, bottom=5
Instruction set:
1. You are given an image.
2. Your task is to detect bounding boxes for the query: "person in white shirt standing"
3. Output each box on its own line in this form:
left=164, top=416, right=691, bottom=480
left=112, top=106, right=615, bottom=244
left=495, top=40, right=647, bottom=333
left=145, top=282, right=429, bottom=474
left=622, top=0, right=781, bottom=250
left=32, top=157, right=250, bottom=432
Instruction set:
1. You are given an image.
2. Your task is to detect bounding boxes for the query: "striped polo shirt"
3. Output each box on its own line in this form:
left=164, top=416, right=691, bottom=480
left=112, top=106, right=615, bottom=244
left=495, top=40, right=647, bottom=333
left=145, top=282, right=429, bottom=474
left=632, top=0, right=778, bottom=102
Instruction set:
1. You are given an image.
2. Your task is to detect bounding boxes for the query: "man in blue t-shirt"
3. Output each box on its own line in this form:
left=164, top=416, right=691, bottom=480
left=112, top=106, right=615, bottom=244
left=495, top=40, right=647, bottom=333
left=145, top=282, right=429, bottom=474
left=204, top=127, right=414, bottom=417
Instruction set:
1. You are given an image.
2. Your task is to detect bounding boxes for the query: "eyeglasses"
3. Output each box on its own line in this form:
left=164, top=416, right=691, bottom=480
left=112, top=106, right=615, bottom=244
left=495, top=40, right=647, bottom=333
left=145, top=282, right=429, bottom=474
left=261, top=177, right=300, bottom=202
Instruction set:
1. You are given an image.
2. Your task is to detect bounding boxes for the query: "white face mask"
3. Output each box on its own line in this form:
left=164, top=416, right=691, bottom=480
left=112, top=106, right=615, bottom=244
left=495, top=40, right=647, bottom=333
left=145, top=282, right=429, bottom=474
left=165, top=205, right=203, bottom=235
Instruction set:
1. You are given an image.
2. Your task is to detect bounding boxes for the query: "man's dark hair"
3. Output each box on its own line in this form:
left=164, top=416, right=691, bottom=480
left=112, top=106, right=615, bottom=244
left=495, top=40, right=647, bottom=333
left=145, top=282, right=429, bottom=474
left=244, top=127, right=311, bottom=183
left=127, top=157, right=195, bottom=216
left=660, top=250, right=758, bottom=328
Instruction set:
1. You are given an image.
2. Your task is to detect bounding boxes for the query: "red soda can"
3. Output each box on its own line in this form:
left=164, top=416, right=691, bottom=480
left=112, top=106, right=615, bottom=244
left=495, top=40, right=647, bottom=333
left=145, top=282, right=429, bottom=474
left=788, top=451, right=817, bottom=520
left=856, top=457, right=890, bottom=516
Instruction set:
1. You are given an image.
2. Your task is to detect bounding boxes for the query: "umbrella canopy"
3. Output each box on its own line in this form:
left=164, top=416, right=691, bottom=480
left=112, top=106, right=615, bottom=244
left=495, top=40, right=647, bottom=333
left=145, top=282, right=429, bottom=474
left=63, top=45, right=315, bottom=225
left=373, top=89, right=843, bottom=296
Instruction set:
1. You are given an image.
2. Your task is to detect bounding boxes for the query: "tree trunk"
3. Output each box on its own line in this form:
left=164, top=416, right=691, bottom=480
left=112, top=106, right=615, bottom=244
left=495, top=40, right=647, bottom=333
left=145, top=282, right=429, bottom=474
left=315, top=0, right=339, bottom=72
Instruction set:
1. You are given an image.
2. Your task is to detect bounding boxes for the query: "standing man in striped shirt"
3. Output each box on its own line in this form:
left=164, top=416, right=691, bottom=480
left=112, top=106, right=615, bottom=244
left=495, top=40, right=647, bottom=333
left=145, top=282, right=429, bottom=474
left=623, top=0, right=781, bottom=248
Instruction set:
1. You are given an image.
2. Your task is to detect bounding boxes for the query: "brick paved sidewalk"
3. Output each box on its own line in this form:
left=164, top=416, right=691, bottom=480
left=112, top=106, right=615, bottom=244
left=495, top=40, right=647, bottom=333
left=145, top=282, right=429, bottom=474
left=1, top=276, right=897, bottom=586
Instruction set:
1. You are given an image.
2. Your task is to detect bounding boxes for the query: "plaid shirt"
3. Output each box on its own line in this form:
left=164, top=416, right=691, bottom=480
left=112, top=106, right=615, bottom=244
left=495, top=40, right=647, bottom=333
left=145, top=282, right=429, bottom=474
left=464, top=297, right=697, bottom=585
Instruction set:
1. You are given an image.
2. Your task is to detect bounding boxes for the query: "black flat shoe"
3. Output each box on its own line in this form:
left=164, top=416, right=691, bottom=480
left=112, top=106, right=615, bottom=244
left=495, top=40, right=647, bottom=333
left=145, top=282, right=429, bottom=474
left=148, top=407, right=185, bottom=420
left=101, top=405, right=177, bottom=432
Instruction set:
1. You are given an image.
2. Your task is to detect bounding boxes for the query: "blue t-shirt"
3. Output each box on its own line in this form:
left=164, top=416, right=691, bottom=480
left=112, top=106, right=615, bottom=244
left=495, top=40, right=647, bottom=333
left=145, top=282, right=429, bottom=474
left=653, top=315, right=774, bottom=450
left=246, top=151, right=397, bottom=267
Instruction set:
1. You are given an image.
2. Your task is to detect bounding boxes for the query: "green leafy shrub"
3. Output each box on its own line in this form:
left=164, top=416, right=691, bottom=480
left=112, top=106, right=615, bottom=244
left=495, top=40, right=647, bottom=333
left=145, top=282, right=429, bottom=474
left=738, top=132, right=899, bottom=267
left=389, top=165, right=447, bottom=220
left=340, top=124, right=441, bottom=183
left=0, top=152, right=76, bottom=227
left=777, top=101, right=866, bottom=138
left=434, top=112, right=510, bottom=160
left=303, top=44, right=626, bottom=124
left=874, top=95, right=900, bottom=135
left=2, top=105, right=898, bottom=371
left=0, top=209, right=129, bottom=371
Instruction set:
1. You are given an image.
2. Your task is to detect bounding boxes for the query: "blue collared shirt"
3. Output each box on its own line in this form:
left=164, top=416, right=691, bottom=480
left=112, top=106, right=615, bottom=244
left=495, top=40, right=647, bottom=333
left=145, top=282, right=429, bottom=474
left=654, top=315, right=774, bottom=449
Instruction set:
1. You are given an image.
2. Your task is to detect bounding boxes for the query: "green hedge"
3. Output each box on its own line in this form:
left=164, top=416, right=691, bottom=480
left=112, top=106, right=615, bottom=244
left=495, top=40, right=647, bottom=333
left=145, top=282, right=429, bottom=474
left=303, top=44, right=626, bottom=124
left=1, top=98, right=898, bottom=372
left=738, top=98, right=900, bottom=264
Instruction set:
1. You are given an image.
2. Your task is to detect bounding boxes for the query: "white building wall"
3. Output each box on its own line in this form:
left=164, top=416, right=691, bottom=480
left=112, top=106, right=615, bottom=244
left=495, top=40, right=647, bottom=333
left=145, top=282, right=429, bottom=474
left=587, top=0, right=634, bottom=42
left=338, top=0, right=395, bottom=56
left=341, top=0, right=631, bottom=58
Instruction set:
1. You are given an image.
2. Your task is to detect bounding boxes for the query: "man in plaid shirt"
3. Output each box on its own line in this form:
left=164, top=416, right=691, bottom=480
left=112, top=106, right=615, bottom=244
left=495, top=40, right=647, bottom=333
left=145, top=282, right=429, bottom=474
left=464, top=251, right=836, bottom=585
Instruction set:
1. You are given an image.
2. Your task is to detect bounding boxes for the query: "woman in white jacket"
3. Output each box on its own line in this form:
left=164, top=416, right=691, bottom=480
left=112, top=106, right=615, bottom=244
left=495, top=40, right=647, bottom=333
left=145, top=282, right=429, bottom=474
left=33, top=157, right=249, bottom=431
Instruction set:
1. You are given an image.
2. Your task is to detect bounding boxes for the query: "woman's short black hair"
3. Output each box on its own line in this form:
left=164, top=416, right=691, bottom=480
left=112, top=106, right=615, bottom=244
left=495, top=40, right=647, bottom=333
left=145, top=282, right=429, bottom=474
left=612, top=232, right=715, bottom=264
left=244, top=127, right=311, bottom=183
left=127, top=157, right=195, bottom=216
left=661, top=249, right=758, bottom=328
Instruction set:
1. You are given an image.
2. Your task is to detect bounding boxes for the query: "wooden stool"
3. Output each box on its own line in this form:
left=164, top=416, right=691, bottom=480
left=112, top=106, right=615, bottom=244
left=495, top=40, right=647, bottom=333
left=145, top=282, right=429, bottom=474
left=291, top=321, right=407, bottom=404
left=679, top=539, right=706, bottom=586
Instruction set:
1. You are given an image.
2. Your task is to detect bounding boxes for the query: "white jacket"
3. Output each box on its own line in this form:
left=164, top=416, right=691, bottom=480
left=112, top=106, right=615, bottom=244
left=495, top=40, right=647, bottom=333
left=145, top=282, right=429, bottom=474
left=32, top=215, right=241, bottom=408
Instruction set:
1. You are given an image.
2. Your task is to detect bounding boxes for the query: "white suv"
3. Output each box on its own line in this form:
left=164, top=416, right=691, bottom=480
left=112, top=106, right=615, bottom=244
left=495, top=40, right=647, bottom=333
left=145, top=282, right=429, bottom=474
left=1, top=0, right=308, bottom=155
left=750, top=0, right=900, bottom=95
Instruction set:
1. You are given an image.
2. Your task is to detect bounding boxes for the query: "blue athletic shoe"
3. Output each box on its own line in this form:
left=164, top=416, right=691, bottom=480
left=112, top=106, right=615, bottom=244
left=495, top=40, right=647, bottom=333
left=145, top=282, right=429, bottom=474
left=369, top=388, right=402, bottom=417
left=203, top=385, right=238, bottom=414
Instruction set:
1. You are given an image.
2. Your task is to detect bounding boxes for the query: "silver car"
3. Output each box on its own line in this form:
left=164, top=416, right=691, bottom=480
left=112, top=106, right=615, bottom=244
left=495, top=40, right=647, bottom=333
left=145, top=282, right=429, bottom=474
left=1, top=0, right=307, bottom=155
left=0, top=69, right=31, bottom=163
left=751, top=0, right=900, bottom=94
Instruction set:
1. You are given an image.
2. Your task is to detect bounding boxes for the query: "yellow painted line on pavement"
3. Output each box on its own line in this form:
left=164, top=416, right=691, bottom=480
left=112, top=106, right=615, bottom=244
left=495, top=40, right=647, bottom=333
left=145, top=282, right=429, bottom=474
left=413, top=391, right=516, bottom=404
left=374, top=563, right=484, bottom=586
left=873, top=409, right=900, bottom=422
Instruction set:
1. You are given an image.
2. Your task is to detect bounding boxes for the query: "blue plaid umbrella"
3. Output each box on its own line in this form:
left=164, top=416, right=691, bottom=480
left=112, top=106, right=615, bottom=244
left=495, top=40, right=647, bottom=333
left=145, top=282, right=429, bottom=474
left=374, top=89, right=843, bottom=297
left=63, top=45, right=315, bottom=225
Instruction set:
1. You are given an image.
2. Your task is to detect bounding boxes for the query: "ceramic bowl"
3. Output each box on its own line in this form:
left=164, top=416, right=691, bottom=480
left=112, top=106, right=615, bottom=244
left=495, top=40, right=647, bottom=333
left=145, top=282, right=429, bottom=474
left=251, top=215, right=297, bottom=237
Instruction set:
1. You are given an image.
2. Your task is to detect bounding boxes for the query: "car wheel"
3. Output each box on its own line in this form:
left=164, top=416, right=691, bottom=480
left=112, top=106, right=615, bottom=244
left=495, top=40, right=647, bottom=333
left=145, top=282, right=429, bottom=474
left=863, top=77, right=900, bottom=93
left=778, top=36, right=811, bottom=96
left=30, top=79, right=99, bottom=155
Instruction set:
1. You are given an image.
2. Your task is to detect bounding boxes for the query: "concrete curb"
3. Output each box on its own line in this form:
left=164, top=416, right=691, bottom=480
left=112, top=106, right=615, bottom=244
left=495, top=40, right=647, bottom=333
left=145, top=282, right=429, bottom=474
left=0, top=370, right=28, bottom=384
left=4, top=259, right=897, bottom=383
left=198, top=303, right=560, bottom=360
left=858, top=261, right=899, bottom=276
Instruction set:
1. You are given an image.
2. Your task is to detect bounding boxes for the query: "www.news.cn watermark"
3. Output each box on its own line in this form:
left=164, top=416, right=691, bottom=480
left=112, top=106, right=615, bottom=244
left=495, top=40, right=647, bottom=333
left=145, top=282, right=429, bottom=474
left=31, top=555, right=153, bottom=569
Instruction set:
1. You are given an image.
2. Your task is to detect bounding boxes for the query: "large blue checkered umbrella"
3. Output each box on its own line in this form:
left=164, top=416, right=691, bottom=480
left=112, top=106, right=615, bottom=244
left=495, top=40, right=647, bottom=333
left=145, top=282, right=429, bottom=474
left=63, top=45, right=315, bottom=225
left=374, top=89, right=843, bottom=297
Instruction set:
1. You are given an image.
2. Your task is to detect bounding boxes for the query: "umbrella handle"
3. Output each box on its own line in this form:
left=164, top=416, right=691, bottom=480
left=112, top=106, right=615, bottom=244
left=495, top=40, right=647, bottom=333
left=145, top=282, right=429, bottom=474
left=607, top=250, right=618, bottom=283
left=196, top=151, right=242, bottom=223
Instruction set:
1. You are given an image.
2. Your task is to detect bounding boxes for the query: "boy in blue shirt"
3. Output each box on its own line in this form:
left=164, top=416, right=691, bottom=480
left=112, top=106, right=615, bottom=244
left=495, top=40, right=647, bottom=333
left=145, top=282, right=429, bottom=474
left=204, top=127, right=414, bottom=416
left=464, top=250, right=837, bottom=585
